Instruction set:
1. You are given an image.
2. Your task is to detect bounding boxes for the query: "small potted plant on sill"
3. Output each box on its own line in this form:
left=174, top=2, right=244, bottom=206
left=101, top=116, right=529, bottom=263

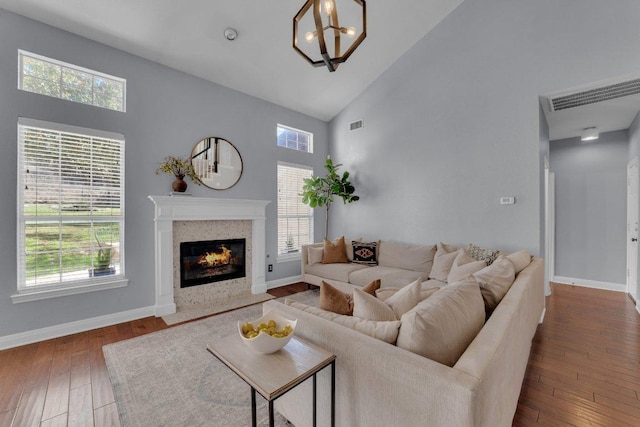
left=91, top=235, right=115, bottom=277
left=156, top=156, right=201, bottom=193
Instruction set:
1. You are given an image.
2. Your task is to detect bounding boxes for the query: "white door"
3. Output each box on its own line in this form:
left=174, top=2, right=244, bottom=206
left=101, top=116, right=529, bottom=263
left=626, top=158, right=639, bottom=302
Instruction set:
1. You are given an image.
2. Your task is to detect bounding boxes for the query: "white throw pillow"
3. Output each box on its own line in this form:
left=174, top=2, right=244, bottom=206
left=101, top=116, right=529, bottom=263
left=396, top=277, right=485, bottom=367
left=472, top=255, right=516, bottom=312
left=383, top=278, right=422, bottom=319
left=429, top=242, right=459, bottom=282
left=506, top=249, right=531, bottom=274
left=352, top=288, right=397, bottom=321
left=376, top=286, right=439, bottom=302
left=308, top=246, right=324, bottom=265
left=447, top=249, right=486, bottom=283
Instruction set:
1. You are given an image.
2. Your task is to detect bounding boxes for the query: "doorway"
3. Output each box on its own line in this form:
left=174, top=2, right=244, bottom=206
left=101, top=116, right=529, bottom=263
left=627, top=157, right=639, bottom=302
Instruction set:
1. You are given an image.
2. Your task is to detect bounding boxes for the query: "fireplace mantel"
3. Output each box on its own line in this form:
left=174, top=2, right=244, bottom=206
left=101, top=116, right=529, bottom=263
left=148, top=196, right=270, bottom=316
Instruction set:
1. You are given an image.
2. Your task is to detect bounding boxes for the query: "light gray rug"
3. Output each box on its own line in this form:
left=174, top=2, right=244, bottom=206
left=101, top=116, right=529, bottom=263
left=103, top=289, right=319, bottom=427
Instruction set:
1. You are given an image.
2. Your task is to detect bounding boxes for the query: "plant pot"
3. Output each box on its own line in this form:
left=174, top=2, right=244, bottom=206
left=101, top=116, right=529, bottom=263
left=172, top=176, right=188, bottom=192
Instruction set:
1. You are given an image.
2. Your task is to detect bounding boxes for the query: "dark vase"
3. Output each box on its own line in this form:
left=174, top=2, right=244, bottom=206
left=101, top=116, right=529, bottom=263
left=172, top=176, right=188, bottom=192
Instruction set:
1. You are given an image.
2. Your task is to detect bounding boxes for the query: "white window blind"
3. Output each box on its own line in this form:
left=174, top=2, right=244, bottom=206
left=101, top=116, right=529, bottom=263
left=277, top=124, right=313, bottom=153
left=17, top=118, right=125, bottom=290
left=277, top=162, right=313, bottom=256
left=18, top=50, right=126, bottom=112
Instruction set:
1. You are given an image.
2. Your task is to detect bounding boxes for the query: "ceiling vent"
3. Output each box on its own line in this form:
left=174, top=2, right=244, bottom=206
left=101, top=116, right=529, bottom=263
left=349, top=119, right=364, bottom=131
left=549, top=78, right=640, bottom=112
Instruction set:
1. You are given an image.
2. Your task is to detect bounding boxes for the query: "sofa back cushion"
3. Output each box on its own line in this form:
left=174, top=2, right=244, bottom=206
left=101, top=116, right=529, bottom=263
left=396, top=277, right=485, bottom=366
left=428, top=243, right=459, bottom=282
left=378, top=241, right=436, bottom=273
left=473, top=256, right=516, bottom=313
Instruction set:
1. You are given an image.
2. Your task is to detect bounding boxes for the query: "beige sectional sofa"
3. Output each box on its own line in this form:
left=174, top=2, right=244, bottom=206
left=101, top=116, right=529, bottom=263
left=262, top=240, right=545, bottom=427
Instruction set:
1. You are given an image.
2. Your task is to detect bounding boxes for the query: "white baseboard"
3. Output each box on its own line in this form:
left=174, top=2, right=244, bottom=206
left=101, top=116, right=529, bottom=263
left=0, top=305, right=156, bottom=351
left=267, top=275, right=302, bottom=290
left=552, top=276, right=625, bottom=292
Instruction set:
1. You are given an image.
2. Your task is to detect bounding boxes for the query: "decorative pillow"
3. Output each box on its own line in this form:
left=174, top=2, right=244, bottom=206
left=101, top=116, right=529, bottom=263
left=506, top=249, right=531, bottom=274
left=319, top=280, right=381, bottom=316
left=307, top=246, right=324, bottom=266
left=352, top=241, right=378, bottom=265
left=322, top=236, right=349, bottom=264
left=352, top=288, right=397, bottom=321
left=396, top=277, right=485, bottom=366
left=319, top=281, right=353, bottom=315
left=376, top=286, right=439, bottom=303
left=286, top=300, right=401, bottom=344
left=447, top=250, right=487, bottom=283
left=428, top=242, right=459, bottom=282
left=465, top=244, right=501, bottom=266
left=383, top=278, right=422, bottom=319
left=472, top=255, right=516, bottom=313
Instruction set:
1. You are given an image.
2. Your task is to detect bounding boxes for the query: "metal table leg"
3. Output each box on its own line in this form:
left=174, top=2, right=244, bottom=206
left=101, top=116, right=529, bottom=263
left=313, top=373, right=317, bottom=427
left=331, top=361, right=335, bottom=427
left=269, top=400, right=275, bottom=427
left=251, top=388, right=257, bottom=427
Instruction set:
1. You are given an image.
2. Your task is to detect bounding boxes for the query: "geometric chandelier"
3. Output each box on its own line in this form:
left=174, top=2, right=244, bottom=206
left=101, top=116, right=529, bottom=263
left=293, top=0, right=367, bottom=72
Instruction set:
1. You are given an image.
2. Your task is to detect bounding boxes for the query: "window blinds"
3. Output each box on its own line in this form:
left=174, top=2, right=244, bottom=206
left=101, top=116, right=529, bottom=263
left=277, top=163, right=313, bottom=255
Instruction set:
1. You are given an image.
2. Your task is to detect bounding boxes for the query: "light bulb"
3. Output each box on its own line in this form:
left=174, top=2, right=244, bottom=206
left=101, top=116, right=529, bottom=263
left=324, top=0, right=334, bottom=15
left=305, top=31, right=315, bottom=43
left=346, top=27, right=356, bottom=38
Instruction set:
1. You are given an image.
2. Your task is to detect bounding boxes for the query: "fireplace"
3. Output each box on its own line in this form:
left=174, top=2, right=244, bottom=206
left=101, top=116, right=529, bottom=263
left=180, top=238, right=246, bottom=288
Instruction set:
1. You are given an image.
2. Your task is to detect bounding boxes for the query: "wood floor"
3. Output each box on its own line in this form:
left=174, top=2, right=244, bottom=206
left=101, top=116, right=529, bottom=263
left=0, top=282, right=637, bottom=427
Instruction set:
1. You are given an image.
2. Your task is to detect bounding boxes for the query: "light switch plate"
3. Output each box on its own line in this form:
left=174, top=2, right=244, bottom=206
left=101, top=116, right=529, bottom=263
left=500, top=196, right=516, bottom=205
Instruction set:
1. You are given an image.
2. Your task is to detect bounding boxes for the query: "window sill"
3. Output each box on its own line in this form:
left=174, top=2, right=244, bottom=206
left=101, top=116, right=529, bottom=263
left=277, top=253, right=302, bottom=263
left=11, top=276, right=129, bottom=304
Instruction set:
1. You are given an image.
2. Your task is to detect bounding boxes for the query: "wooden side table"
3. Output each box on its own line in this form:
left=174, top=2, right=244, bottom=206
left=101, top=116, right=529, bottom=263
left=207, top=334, right=336, bottom=427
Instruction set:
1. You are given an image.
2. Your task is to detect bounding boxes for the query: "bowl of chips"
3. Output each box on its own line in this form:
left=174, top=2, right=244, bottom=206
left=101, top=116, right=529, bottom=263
left=238, top=309, right=297, bottom=354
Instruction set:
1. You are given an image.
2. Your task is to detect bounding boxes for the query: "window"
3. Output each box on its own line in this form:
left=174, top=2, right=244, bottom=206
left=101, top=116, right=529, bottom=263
left=277, top=124, right=313, bottom=153
left=15, top=118, right=126, bottom=302
left=18, top=50, right=126, bottom=112
left=277, top=162, right=313, bottom=259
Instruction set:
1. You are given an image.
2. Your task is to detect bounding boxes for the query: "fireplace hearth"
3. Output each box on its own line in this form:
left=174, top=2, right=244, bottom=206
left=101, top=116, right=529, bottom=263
left=180, top=238, right=246, bottom=288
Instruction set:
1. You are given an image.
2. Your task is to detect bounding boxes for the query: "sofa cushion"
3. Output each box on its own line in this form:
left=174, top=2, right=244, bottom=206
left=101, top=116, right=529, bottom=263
left=306, top=262, right=368, bottom=283
left=465, top=243, right=501, bottom=265
left=353, top=288, right=397, bottom=321
left=346, top=237, right=361, bottom=262
left=319, top=280, right=381, bottom=316
left=506, top=249, right=531, bottom=274
left=447, top=250, right=486, bottom=283
left=473, top=255, right=516, bottom=313
left=348, top=266, right=425, bottom=288
left=396, top=277, right=485, bottom=367
left=378, top=241, right=436, bottom=273
left=429, top=242, right=459, bottom=282
left=322, top=236, right=349, bottom=264
left=285, top=300, right=400, bottom=344
left=376, top=286, right=439, bottom=302
left=421, top=279, right=446, bottom=289
left=308, top=246, right=324, bottom=266
left=352, top=241, right=378, bottom=265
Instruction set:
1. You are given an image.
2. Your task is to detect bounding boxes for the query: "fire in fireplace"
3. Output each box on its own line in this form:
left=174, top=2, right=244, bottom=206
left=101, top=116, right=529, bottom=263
left=180, top=238, right=246, bottom=288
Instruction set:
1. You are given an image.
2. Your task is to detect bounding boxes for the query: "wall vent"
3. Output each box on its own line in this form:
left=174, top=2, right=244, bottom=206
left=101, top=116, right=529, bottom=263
left=349, top=119, right=363, bottom=131
left=550, top=78, right=640, bottom=111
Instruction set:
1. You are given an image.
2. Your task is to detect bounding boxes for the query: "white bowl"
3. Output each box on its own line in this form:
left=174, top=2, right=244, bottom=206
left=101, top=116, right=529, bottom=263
left=238, top=309, right=297, bottom=354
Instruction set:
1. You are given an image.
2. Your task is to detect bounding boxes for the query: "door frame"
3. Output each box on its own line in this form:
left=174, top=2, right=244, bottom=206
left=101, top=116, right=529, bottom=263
left=626, top=157, right=639, bottom=304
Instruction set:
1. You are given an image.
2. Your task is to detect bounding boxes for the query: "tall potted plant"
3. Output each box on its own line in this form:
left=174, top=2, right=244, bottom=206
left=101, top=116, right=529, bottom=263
left=301, top=156, right=359, bottom=239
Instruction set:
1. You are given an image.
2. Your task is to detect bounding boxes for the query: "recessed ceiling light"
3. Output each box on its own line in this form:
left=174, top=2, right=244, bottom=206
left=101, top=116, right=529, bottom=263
left=224, top=28, right=238, bottom=41
left=581, top=127, right=599, bottom=142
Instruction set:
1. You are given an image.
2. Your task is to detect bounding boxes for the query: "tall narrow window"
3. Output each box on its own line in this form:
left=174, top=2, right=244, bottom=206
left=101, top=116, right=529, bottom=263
left=18, top=50, right=126, bottom=112
left=277, top=162, right=313, bottom=259
left=16, top=118, right=126, bottom=298
left=277, top=124, right=313, bottom=153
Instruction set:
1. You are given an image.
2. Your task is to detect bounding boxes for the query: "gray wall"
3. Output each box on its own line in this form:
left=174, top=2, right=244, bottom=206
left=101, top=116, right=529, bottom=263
left=328, top=0, right=640, bottom=255
left=551, top=131, right=628, bottom=284
left=0, top=10, right=329, bottom=338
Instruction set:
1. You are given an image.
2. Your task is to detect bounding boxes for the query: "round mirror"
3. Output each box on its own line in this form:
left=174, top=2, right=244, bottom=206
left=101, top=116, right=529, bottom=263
left=190, top=137, right=243, bottom=190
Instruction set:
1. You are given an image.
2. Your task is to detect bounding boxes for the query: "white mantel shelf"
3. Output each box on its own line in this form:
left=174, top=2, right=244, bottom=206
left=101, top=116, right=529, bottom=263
left=148, top=196, right=271, bottom=316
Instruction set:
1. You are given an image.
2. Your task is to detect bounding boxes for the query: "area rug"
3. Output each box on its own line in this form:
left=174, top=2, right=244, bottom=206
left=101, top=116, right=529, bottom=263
left=103, top=289, right=319, bottom=426
left=161, top=293, right=275, bottom=325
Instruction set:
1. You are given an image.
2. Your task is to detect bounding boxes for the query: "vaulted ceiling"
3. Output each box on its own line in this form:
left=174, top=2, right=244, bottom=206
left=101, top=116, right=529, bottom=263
left=0, top=0, right=463, bottom=121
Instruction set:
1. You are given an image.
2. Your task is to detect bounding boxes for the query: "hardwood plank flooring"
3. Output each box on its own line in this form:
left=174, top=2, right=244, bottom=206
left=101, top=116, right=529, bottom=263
left=0, top=282, right=637, bottom=426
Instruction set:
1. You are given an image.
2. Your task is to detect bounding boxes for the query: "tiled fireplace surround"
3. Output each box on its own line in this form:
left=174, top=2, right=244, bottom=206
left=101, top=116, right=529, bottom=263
left=148, top=196, right=270, bottom=316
